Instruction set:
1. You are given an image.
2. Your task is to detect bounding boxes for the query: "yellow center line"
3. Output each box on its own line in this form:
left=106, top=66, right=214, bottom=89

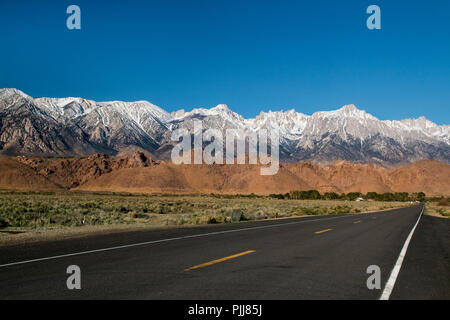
left=354, top=220, right=361, bottom=224
left=185, top=250, right=256, bottom=271
left=315, top=228, right=333, bottom=234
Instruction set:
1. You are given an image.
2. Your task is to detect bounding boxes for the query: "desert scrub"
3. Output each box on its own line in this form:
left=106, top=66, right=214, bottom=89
left=425, top=202, right=450, bottom=218
left=0, top=191, right=410, bottom=230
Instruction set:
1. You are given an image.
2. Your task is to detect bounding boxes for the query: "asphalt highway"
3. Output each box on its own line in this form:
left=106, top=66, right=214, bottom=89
left=0, top=204, right=448, bottom=299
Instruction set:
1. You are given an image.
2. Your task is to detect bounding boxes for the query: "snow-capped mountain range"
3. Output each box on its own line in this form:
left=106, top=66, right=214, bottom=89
left=0, top=88, right=448, bottom=166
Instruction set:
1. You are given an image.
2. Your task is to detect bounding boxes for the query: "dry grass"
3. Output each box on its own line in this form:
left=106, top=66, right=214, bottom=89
left=425, top=201, right=450, bottom=218
left=0, top=191, right=411, bottom=232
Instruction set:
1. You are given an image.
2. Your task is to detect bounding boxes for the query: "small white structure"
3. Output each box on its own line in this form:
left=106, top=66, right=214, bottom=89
left=355, top=197, right=364, bottom=202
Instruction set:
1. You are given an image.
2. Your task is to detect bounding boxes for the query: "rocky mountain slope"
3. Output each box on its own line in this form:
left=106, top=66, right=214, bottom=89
left=0, top=153, right=448, bottom=196
left=1, top=88, right=448, bottom=165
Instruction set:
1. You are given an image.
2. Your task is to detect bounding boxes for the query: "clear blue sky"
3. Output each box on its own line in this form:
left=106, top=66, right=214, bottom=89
left=1, top=0, right=449, bottom=124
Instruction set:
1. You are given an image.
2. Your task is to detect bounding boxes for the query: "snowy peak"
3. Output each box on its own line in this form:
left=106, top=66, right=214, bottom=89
left=337, top=104, right=370, bottom=118
left=0, top=88, right=36, bottom=112
left=211, top=103, right=231, bottom=113
left=0, top=88, right=31, bottom=99
left=98, top=100, right=170, bottom=123
left=399, top=116, right=437, bottom=130
left=0, top=88, right=448, bottom=165
left=312, top=104, right=377, bottom=121
left=170, top=103, right=245, bottom=125
left=34, top=96, right=170, bottom=123
left=179, top=103, right=233, bottom=117
left=339, top=104, right=359, bottom=113
left=35, top=97, right=98, bottom=119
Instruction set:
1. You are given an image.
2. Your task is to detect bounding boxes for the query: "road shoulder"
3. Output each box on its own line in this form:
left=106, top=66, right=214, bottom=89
left=390, top=215, right=450, bottom=299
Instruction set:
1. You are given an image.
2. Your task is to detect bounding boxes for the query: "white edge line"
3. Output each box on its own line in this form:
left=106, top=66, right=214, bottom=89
left=0, top=214, right=351, bottom=268
left=379, top=205, right=424, bottom=300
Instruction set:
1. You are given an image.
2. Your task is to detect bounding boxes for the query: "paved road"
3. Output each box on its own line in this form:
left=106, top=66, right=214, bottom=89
left=0, top=204, right=448, bottom=299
